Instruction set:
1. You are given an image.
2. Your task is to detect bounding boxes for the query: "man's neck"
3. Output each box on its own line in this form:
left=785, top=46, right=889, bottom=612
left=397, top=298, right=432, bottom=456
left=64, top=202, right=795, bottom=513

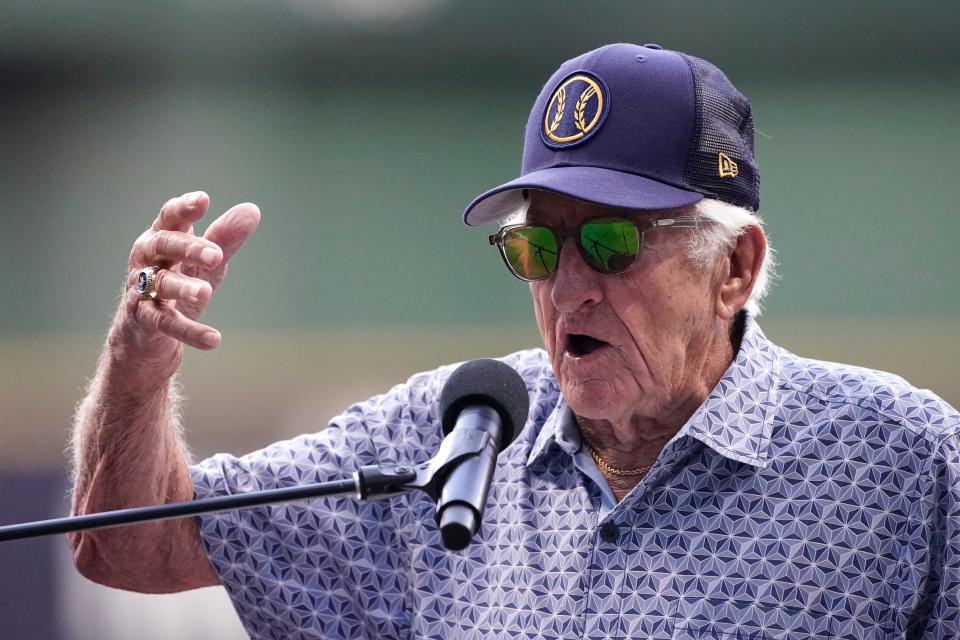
left=577, top=312, right=746, bottom=501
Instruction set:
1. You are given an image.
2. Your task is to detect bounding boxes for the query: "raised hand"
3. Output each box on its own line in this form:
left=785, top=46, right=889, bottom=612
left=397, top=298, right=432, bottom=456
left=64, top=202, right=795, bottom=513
left=119, top=191, right=260, bottom=376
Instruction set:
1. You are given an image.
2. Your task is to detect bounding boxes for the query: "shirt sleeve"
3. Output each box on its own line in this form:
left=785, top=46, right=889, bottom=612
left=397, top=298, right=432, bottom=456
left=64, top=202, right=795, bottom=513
left=189, top=364, right=450, bottom=640
left=904, top=430, right=960, bottom=638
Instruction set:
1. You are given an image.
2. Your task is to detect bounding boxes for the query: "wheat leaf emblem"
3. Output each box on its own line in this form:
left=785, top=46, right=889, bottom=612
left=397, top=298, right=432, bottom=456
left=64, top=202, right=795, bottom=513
left=547, top=86, right=566, bottom=135
left=574, top=86, right=596, bottom=133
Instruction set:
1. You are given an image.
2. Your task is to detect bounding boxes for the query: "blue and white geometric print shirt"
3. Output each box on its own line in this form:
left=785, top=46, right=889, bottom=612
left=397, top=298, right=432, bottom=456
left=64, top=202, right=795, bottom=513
left=191, top=315, right=960, bottom=639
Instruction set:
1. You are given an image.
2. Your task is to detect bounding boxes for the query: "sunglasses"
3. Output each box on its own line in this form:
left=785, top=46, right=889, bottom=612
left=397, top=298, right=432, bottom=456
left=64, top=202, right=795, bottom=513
left=488, top=216, right=703, bottom=281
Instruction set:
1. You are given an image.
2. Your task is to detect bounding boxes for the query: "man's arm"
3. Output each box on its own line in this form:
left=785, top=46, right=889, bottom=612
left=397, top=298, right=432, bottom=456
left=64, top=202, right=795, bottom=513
left=69, top=191, right=260, bottom=593
left=903, top=429, right=960, bottom=638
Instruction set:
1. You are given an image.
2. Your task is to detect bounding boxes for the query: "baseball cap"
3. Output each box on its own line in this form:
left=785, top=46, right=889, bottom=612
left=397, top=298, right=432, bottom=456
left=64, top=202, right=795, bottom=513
left=463, top=43, right=759, bottom=226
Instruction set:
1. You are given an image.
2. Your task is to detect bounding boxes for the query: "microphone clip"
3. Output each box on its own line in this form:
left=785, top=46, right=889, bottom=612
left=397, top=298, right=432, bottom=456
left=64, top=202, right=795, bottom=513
left=354, top=428, right=491, bottom=502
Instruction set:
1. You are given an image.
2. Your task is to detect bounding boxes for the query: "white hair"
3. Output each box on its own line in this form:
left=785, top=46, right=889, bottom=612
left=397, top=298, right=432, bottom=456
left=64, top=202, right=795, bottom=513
left=497, top=193, right=777, bottom=316
left=685, top=198, right=776, bottom=316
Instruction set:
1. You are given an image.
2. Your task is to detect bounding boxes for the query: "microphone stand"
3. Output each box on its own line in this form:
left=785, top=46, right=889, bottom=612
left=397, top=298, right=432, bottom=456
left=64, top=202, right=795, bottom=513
left=0, top=427, right=492, bottom=545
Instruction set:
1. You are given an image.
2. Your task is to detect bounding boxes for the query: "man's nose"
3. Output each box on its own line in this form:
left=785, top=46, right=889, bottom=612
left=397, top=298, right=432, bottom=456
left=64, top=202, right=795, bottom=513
left=550, top=241, right=603, bottom=312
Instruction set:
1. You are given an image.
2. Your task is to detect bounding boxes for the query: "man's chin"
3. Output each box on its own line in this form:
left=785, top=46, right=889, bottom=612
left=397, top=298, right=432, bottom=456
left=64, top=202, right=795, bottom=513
left=559, top=377, right=628, bottom=422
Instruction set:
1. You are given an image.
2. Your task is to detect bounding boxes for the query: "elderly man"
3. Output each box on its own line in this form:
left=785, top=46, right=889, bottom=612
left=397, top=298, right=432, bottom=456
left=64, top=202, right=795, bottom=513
left=71, top=43, right=959, bottom=639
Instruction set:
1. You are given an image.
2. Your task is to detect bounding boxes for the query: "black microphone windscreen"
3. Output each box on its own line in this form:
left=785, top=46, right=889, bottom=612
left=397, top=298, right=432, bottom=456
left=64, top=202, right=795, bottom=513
left=438, top=359, right=530, bottom=445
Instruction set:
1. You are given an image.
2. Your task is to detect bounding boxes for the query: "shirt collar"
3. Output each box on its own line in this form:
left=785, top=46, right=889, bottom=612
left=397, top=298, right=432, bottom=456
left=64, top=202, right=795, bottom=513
left=527, top=397, right=571, bottom=466
left=679, top=313, right=780, bottom=468
left=526, top=312, right=781, bottom=470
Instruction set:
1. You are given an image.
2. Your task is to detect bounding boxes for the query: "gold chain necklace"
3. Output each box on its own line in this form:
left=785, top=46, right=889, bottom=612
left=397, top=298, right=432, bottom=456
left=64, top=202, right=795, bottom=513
left=583, top=442, right=654, bottom=477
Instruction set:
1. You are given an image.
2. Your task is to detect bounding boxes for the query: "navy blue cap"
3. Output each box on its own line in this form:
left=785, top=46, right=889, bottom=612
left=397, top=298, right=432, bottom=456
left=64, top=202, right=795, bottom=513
left=463, top=43, right=759, bottom=225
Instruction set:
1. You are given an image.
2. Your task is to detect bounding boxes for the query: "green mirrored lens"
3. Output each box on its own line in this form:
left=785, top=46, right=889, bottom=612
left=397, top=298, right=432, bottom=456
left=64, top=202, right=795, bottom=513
left=502, top=226, right=559, bottom=280
left=580, top=219, right=640, bottom=273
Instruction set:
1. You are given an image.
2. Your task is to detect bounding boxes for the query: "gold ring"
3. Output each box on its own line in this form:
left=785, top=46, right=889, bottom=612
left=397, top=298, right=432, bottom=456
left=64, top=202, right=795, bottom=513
left=136, top=267, right=161, bottom=300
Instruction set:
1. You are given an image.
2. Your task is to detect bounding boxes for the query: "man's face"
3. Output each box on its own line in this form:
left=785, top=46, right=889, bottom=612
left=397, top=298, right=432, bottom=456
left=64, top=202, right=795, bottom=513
left=527, top=191, right=721, bottom=427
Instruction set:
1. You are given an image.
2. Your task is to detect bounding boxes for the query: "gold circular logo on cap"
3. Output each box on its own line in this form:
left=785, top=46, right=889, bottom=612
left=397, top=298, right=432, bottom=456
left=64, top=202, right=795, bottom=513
left=543, top=74, right=605, bottom=144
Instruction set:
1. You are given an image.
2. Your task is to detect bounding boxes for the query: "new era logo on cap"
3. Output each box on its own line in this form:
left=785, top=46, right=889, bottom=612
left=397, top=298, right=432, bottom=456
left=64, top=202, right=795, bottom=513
left=464, top=43, right=759, bottom=226
left=718, top=152, right=739, bottom=178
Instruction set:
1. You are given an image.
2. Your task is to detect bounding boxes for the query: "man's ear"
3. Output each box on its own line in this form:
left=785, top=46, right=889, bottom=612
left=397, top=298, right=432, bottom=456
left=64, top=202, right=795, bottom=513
left=715, top=224, right=766, bottom=320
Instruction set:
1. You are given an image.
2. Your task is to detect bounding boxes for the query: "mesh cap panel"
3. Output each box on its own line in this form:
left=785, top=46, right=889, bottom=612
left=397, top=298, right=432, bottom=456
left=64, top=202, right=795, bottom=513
left=679, top=53, right=760, bottom=211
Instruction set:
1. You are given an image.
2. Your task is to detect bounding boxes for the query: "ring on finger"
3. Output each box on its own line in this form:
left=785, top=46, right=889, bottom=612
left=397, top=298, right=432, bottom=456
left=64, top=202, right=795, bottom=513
left=136, top=266, right=162, bottom=300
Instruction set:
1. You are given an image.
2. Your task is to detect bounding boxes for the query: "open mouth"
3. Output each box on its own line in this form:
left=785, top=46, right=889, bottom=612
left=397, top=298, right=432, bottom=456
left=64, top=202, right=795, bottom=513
left=565, top=333, right=609, bottom=357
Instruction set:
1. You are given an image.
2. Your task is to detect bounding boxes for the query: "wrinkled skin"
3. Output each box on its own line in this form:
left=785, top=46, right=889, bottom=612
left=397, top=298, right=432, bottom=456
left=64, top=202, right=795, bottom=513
left=526, top=191, right=764, bottom=498
left=70, top=192, right=259, bottom=591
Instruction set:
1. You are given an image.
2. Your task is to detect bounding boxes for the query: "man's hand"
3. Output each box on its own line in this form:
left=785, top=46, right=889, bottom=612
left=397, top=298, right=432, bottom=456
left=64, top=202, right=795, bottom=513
left=117, top=191, right=260, bottom=379
left=70, top=191, right=259, bottom=593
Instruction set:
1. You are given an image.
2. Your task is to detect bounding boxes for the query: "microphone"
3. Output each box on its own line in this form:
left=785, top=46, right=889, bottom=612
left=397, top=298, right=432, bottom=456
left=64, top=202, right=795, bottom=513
left=435, top=359, right=529, bottom=550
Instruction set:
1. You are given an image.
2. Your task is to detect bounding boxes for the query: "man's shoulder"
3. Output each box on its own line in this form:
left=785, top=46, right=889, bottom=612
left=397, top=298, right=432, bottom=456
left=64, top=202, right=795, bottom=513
left=404, top=347, right=554, bottom=389
left=396, top=347, right=559, bottom=422
left=498, top=347, right=557, bottom=388
left=359, top=347, right=558, bottom=463
left=774, top=346, right=960, bottom=440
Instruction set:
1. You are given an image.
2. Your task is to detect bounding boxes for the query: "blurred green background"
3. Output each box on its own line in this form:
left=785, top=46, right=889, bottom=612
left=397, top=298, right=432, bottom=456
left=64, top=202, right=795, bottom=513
left=0, top=1, right=957, bottom=637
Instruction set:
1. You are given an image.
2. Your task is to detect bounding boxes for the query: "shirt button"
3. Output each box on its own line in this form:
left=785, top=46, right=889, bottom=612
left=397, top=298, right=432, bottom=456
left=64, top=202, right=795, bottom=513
left=599, top=521, right=620, bottom=544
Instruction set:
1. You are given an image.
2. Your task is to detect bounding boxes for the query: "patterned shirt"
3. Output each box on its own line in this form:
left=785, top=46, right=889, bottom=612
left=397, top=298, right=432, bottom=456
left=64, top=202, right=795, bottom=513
left=191, top=315, right=960, bottom=639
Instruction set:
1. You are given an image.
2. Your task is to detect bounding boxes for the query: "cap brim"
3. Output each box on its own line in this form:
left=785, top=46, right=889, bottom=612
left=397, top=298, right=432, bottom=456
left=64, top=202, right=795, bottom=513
left=463, top=166, right=704, bottom=226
